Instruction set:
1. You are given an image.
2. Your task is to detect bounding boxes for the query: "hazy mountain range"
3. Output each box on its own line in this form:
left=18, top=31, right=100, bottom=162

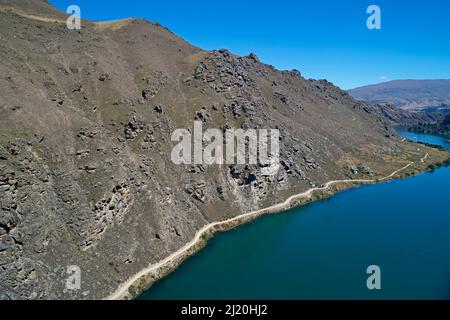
left=349, top=80, right=450, bottom=113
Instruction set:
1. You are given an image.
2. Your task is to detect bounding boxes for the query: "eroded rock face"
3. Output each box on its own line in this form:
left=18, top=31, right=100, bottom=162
left=82, top=183, right=133, bottom=249
left=0, top=0, right=444, bottom=300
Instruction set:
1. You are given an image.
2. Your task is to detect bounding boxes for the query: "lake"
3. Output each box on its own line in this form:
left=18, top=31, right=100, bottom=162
left=138, top=131, right=450, bottom=300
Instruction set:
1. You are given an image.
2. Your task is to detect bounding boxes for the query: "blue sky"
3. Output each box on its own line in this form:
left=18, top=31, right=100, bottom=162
left=50, top=0, right=450, bottom=89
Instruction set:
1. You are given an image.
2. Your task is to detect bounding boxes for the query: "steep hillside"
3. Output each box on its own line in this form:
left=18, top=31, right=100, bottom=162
left=1, top=1, right=448, bottom=299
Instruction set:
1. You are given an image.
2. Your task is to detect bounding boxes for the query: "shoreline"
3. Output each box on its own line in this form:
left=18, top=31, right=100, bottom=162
left=104, top=161, right=417, bottom=300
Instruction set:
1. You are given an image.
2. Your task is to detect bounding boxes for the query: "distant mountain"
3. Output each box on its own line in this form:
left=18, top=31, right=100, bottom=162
left=348, top=80, right=450, bottom=112
left=369, top=103, right=444, bottom=126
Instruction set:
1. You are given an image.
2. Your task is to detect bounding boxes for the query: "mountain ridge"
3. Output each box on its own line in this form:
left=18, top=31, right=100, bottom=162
left=1, top=0, right=448, bottom=300
left=348, top=79, right=450, bottom=112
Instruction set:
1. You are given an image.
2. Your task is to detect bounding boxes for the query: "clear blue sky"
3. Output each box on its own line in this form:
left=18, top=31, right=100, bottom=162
left=50, top=0, right=450, bottom=89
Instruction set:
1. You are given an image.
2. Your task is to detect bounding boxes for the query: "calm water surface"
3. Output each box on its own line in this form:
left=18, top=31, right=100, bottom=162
left=139, top=131, right=450, bottom=300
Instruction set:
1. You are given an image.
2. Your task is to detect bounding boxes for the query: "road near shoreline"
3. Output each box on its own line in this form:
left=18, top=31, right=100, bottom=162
left=105, top=161, right=415, bottom=300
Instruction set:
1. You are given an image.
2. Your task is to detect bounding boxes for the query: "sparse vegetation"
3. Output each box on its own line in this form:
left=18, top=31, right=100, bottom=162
left=2, top=0, right=449, bottom=301
left=407, top=114, right=450, bottom=138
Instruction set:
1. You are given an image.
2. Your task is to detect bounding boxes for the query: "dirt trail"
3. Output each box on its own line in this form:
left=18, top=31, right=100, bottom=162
left=105, top=161, right=415, bottom=300
left=0, top=6, right=66, bottom=23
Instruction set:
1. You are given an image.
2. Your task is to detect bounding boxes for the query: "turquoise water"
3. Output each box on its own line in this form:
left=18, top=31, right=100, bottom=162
left=139, top=132, right=450, bottom=300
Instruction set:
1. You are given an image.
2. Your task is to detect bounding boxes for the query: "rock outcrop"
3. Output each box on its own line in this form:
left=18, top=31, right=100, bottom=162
left=0, top=0, right=448, bottom=300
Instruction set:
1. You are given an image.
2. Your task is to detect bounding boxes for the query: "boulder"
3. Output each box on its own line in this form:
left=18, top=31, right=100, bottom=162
left=98, top=73, right=111, bottom=82
left=0, top=234, right=15, bottom=252
left=348, top=165, right=359, bottom=175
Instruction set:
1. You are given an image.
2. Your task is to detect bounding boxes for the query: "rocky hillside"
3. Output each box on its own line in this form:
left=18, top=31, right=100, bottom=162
left=349, top=80, right=450, bottom=112
left=407, top=114, right=450, bottom=138
left=1, top=0, right=448, bottom=299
